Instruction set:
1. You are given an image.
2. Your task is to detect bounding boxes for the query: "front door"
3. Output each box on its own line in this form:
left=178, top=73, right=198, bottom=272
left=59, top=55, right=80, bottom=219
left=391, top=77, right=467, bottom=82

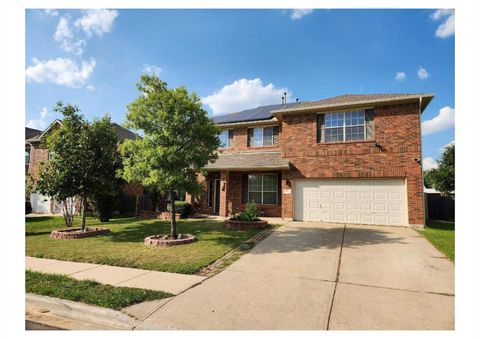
left=213, top=179, right=221, bottom=215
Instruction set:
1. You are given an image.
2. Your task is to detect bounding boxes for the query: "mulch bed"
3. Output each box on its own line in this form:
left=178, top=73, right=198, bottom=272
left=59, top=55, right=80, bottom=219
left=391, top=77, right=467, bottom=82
left=50, top=227, right=110, bottom=239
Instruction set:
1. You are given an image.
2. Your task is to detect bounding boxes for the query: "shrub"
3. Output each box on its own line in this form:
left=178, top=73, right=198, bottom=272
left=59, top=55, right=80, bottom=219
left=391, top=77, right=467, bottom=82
left=230, top=202, right=260, bottom=221
left=90, top=195, right=115, bottom=222
left=167, top=201, right=193, bottom=218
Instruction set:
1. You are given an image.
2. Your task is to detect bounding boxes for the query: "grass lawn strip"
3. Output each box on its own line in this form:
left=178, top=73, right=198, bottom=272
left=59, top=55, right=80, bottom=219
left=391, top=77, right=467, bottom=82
left=26, top=216, right=263, bottom=274
left=26, top=270, right=173, bottom=310
left=418, top=220, right=455, bottom=261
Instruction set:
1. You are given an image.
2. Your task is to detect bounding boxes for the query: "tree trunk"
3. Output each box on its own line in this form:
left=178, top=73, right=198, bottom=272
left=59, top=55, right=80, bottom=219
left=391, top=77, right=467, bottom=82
left=170, top=190, right=177, bottom=239
left=81, top=195, right=87, bottom=231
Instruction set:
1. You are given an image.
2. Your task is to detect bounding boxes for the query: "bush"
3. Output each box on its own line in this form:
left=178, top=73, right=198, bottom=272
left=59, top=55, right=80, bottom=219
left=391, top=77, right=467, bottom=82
left=230, top=202, right=260, bottom=221
left=26, top=201, right=32, bottom=215
left=167, top=201, right=192, bottom=218
left=90, top=195, right=115, bottom=222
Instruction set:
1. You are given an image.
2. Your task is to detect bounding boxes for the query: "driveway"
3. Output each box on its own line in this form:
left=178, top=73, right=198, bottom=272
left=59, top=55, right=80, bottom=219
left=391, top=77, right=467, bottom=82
left=138, top=222, right=454, bottom=330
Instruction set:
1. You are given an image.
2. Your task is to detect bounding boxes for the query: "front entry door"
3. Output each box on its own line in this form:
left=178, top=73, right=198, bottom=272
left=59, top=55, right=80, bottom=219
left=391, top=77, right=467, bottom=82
left=213, top=179, right=221, bottom=215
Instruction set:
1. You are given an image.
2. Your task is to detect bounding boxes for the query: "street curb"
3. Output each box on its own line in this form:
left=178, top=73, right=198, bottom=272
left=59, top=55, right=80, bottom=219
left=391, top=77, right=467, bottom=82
left=26, top=293, right=141, bottom=330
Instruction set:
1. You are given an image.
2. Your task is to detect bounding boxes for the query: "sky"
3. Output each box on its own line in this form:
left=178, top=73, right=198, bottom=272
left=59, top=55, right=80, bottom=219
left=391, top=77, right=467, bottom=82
left=25, top=8, right=455, bottom=167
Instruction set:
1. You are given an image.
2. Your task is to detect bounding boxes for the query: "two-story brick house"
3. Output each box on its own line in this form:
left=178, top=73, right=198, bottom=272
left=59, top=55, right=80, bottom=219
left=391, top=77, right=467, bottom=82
left=188, top=93, right=434, bottom=228
left=25, top=120, right=144, bottom=214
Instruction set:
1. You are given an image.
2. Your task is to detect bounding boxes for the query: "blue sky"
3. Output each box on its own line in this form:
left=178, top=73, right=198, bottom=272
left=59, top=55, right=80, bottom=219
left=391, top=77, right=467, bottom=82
left=25, top=9, right=454, bottom=166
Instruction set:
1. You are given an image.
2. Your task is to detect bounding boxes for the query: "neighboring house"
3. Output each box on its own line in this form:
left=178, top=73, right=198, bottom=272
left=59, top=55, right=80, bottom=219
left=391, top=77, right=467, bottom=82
left=25, top=120, right=143, bottom=214
left=187, top=93, right=434, bottom=228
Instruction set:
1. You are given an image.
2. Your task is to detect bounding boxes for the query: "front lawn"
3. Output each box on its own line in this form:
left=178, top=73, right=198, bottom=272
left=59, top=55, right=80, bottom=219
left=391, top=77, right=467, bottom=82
left=418, top=220, right=455, bottom=261
left=26, top=270, right=172, bottom=310
left=26, top=216, right=263, bottom=274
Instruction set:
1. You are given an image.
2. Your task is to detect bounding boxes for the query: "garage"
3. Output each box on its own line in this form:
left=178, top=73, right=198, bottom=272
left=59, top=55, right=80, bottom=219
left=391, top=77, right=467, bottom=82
left=294, top=178, right=407, bottom=226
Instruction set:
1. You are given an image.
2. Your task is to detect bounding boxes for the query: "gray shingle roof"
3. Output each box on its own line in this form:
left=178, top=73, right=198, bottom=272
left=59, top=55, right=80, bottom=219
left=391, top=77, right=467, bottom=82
left=212, top=93, right=434, bottom=124
left=25, top=127, right=42, bottom=140
left=205, top=151, right=290, bottom=171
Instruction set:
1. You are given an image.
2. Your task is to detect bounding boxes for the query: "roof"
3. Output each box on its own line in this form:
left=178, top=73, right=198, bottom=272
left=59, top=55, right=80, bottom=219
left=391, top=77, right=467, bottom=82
left=212, top=102, right=301, bottom=124
left=25, top=127, right=42, bottom=140
left=25, top=120, right=140, bottom=143
left=204, top=151, right=290, bottom=171
left=213, top=93, right=435, bottom=125
left=112, top=123, right=140, bottom=142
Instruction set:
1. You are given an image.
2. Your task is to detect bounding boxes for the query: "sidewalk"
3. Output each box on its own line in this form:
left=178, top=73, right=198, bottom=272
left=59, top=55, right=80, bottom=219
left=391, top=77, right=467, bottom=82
left=26, top=256, right=205, bottom=295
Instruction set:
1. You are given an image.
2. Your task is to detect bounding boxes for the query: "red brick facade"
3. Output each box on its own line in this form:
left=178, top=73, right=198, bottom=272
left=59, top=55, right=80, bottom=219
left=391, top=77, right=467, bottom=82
left=191, top=102, right=425, bottom=227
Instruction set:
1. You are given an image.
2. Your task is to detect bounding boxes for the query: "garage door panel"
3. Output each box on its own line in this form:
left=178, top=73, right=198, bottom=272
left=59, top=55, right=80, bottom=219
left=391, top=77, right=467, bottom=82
left=294, top=179, right=407, bottom=226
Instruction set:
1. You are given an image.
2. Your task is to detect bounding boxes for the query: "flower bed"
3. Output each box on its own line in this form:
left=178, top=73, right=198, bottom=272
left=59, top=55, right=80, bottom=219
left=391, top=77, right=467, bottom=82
left=144, top=234, right=196, bottom=247
left=225, top=219, right=269, bottom=230
left=50, top=227, right=110, bottom=239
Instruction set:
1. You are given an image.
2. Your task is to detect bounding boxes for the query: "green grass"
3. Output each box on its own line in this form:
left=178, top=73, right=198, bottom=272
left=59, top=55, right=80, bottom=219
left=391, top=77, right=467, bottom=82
left=418, top=220, right=455, bottom=261
left=26, top=216, right=263, bottom=274
left=26, top=270, right=172, bottom=310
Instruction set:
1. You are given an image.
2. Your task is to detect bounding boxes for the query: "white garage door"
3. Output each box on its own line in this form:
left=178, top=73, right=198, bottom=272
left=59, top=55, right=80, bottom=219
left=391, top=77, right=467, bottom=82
left=294, top=179, right=407, bottom=226
left=30, top=192, right=51, bottom=214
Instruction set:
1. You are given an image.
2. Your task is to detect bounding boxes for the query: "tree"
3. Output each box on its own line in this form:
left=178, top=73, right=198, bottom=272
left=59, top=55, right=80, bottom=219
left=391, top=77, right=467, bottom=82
left=36, top=102, right=119, bottom=230
left=423, top=143, right=455, bottom=196
left=119, top=75, right=220, bottom=238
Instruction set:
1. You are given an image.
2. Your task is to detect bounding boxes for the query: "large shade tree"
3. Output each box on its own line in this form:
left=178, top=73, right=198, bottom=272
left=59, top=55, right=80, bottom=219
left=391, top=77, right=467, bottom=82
left=424, top=143, right=455, bottom=196
left=36, top=102, right=118, bottom=230
left=119, top=75, right=220, bottom=238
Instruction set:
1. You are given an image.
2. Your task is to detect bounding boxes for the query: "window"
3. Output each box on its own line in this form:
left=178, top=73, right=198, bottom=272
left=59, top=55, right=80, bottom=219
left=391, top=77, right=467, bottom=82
left=248, top=126, right=278, bottom=147
left=219, top=130, right=231, bottom=148
left=48, top=151, right=55, bottom=160
left=248, top=173, right=278, bottom=204
left=324, top=110, right=365, bottom=142
left=25, top=149, right=30, bottom=166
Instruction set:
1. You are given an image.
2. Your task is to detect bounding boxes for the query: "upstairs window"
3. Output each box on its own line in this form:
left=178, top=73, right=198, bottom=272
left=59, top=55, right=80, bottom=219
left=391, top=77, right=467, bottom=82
left=219, top=130, right=233, bottom=148
left=318, top=110, right=374, bottom=143
left=248, top=126, right=279, bottom=147
left=25, top=149, right=30, bottom=166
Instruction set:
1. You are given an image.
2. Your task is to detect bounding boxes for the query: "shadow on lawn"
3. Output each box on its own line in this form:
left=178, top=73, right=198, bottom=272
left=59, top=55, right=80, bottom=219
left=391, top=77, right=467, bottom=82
left=426, top=220, right=455, bottom=231
left=103, top=219, right=255, bottom=246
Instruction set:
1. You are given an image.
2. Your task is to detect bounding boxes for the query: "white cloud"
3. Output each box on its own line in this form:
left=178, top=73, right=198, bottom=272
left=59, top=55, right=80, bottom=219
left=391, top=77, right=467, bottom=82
left=54, top=16, right=86, bottom=55
left=417, top=66, right=429, bottom=80
left=395, top=72, right=406, bottom=82
left=202, top=78, right=291, bottom=116
left=26, top=107, right=49, bottom=130
left=422, top=106, right=455, bottom=135
left=75, top=9, right=119, bottom=37
left=25, top=57, right=96, bottom=88
left=439, top=140, right=455, bottom=152
left=142, top=64, right=162, bottom=76
left=431, top=9, right=455, bottom=38
left=86, top=84, right=95, bottom=91
left=423, top=157, right=439, bottom=170
left=290, top=9, right=314, bottom=20
left=44, top=9, right=58, bottom=17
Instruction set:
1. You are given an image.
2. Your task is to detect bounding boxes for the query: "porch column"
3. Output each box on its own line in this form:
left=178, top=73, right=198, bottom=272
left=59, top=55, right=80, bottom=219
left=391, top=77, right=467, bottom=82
left=219, top=171, right=229, bottom=217
left=281, top=170, right=293, bottom=219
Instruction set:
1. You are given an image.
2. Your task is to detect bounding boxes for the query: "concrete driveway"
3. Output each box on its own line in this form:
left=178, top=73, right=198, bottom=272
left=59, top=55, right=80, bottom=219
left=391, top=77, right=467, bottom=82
left=138, top=222, right=454, bottom=330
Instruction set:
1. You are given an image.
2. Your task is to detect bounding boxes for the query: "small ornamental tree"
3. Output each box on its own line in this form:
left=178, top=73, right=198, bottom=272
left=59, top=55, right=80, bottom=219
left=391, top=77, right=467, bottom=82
left=423, top=143, right=455, bottom=196
left=119, top=75, right=220, bottom=238
left=36, top=102, right=118, bottom=230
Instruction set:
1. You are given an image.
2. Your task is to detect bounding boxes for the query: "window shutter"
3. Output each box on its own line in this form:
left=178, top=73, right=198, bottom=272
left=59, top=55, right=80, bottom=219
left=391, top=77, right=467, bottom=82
left=365, top=109, right=374, bottom=140
left=317, top=114, right=325, bottom=143
left=247, top=128, right=254, bottom=147
left=277, top=173, right=282, bottom=205
left=228, top=130, right=234, bottom=147
left=272, top=126, right=279, bottom=145
left=242, top=174, right=249, bottom=204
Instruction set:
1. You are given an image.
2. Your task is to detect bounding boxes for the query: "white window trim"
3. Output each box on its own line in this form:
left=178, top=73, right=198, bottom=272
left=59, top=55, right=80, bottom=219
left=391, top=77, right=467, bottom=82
left=219, top=130, right=231, bottom=149
left=324, top=111, right=366, bottom=142
left=252, top=126, right=274, bottom=147
left=247, top=173, right=278, bottom=205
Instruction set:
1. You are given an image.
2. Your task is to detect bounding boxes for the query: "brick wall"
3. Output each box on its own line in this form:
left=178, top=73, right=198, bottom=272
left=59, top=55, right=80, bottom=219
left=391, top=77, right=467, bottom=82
left=27, top=143, right=48, bottom=179
left=220, top=125, right=281, bottom=153
left=280, top=102, right=424, bottom=225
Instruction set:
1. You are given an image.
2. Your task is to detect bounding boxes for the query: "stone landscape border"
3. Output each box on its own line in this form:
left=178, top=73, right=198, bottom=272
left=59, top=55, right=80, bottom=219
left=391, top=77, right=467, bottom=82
left=225, top=219, right=269, bottom=230
left=144, top=234, right=196, bottom=247
left=50, top=227, right=110, bottom=239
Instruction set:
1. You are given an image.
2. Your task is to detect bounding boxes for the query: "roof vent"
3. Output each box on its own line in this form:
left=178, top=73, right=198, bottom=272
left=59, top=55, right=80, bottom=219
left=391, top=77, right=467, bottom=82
left=284, top=92, right=287, bottom=104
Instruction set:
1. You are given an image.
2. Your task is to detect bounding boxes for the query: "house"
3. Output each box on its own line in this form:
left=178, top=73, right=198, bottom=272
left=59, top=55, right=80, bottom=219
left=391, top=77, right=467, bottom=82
left=187, top=93, right=434, bottom=228
left=25, top=120, right=143, bottom=214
